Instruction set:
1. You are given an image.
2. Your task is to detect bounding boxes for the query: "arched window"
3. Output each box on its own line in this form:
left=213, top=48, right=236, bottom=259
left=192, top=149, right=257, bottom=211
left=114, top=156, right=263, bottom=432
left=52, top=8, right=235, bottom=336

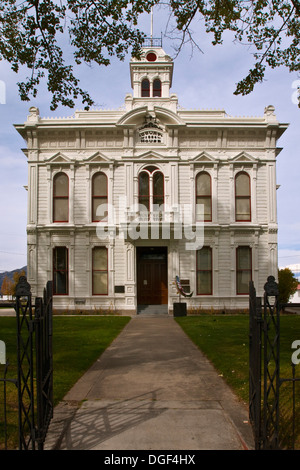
left=235, top=172, right=251, bottom=221
left=138, top=167, right=164, bottom=219
left=141, top=78, right=150, bottom=97
left=53, top=172, right=69, bottom=222
left=92, top=172, right=108, bottom=222
left=196, top=172, right=212, bottom=222
left=153, top=78, right=161, bottom=97
left=153, top=171, right=164, bottom=209
left=138, top=171, right=150, bottom=215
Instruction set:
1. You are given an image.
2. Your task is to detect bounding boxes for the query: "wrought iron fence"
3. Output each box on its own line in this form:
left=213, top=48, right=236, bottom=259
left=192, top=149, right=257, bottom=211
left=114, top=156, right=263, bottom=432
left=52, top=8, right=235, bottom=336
left=249, top=276, right=300, bottom=449
left=248, top=281, right=262, bottom=449
left=0, top=276, right=53, bottom=450
left=0, top=347, right=18, bottom=450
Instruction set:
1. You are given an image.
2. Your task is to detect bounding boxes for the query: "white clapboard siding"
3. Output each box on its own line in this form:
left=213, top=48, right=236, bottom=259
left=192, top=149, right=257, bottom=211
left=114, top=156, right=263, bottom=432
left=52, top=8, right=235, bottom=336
left=74, top=166, right=88, bottom=224
left=74, top=238, right=88, bottom=296
left=37, top=166, right=48, bottom=224
left=178, top=165, right=191, bottom=207
left=113, top=165, right=125, bottom=221
left=217, top=231, right=232, bottom=296
left=37, top=236, right=49, bottom=293
left=178, top=240, right=193, bottom=279
left=114, top=239, right=126, bottom=285
left=257, top=234, right=273, bottom=290
left=256, top=165, right=268, bottom=223
left=217, top=167, right=230, bottom=224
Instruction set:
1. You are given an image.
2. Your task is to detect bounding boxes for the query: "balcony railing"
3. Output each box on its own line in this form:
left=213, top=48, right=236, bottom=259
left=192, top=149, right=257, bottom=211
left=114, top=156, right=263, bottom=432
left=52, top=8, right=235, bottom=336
left=142, top=36, right=162, bottom=48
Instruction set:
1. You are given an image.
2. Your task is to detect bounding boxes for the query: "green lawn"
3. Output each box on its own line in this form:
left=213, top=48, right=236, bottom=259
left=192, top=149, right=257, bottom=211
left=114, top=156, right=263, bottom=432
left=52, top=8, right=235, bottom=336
left=0, top=315, right=131, bottom=449
left=176, top=315, right=251, bottom=401
left=1, top=314, right=300, bottom=450
left=175, top=314, right=300, bottom=449
left=175, top=315, right=300, bottom=400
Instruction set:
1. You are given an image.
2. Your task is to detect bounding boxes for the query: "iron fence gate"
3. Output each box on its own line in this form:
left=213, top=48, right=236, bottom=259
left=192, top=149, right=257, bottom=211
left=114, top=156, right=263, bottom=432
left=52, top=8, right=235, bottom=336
left=249, top=276, right=300, bottom=450
left=15, top=276, right=53, bottom=450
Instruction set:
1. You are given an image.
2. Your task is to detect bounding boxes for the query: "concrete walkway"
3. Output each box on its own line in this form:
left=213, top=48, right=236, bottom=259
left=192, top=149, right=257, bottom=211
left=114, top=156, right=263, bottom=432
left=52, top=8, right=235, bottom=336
left=44, top=316, right=254, bottom=451
left=0, top=308, right=15, bottom=316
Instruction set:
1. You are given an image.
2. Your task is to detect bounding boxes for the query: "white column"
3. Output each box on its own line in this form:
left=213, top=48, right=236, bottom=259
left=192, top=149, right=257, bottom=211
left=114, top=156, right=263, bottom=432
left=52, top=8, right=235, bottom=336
left=229, top=164, right=235, bottom=223
left=28, top=165, right=37, bottom=225
left=69, top=231, right=75, bottom=298
left=268, top=163, right=277, bottom=224
left=86, top=165, right=91, bottom=224
left=251, top=164, right=257, bottom=224
left=212, top=163, right=218, bottom=224
left=69, top=164, right=75, bottom=224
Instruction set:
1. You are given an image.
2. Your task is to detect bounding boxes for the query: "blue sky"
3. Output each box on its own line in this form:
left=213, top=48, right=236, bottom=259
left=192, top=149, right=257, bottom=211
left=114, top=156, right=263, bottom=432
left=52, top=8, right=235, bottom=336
left=0, top=7, right=299, bottom=274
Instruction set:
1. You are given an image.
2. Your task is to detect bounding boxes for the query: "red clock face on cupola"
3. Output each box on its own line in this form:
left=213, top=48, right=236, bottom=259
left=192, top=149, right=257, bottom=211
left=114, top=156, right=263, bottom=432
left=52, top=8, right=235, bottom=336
left=146, top=52, right=157, bottom=62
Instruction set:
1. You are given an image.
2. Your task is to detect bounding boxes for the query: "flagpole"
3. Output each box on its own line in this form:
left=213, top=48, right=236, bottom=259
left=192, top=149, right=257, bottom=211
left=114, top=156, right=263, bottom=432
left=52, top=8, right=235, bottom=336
left=150, top=7, right=153, bottom=46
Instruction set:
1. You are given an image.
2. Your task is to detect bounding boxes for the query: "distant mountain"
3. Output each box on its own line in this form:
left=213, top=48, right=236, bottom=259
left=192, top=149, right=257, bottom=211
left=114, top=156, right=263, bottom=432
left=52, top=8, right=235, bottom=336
left=0, top=266, right=27, bottom=288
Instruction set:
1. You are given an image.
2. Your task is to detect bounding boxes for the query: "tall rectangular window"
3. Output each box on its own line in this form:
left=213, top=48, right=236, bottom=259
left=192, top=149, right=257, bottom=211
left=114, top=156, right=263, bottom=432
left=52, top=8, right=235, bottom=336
left=196, top=172, right=212, bottom=222
left=138, top=171, right=150, bottom=217
left=197, top=247, right=212, bottom=295
left=53, top=247, right=68, bottom=295
left=236, top=246, right=252, bottom=294
left=92, top=172, right=108, bottom=222
left=53, top=172, right=69, bottom=222
left=92, top=247, right=108, bottom=295
left=235, top=172, right=251, bottom=222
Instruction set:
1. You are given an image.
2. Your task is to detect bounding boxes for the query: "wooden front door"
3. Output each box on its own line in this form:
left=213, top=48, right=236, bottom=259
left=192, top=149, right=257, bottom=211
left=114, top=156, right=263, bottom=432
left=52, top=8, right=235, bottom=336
left=137, top=247, right=168, bottom=305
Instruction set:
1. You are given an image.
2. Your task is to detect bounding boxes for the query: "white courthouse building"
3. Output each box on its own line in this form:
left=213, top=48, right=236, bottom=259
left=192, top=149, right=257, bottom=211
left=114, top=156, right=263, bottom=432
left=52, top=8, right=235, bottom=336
left=15, top=42, right=288, bottom=314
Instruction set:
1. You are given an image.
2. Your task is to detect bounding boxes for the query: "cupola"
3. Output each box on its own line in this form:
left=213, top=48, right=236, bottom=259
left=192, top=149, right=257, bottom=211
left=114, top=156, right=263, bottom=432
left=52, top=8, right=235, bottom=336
left=130, top=39, right=174, bottom=100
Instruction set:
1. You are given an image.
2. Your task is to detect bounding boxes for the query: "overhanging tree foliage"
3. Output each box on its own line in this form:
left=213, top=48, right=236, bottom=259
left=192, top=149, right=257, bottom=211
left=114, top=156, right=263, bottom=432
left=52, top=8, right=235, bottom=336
left=278, top=267, right=299, bottom=305
left=1, top=0, right=300, bottom=110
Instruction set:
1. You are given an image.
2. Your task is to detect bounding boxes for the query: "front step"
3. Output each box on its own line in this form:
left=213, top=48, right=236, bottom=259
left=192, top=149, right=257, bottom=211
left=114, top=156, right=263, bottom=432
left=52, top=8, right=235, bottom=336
left=137, top=305, right=168, bottom=316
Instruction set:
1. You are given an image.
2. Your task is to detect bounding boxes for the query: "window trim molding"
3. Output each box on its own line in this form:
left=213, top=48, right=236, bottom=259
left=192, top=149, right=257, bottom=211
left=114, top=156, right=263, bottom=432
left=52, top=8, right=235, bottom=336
left=196, top=246, right=213, bottom=296
left=235, top=171, right=251, bottom=222
left=236, top=245, right=252, bottom=295
left=141, top=78, right=150, bottom=97
left=138, top=170, right=150, bottom=213
left=91, top=171, right=108, bottom=223
left=138, top=167, right=164, bottom=216
left=53, top=246, right=69, bottom=296
left=92, top=246, right=109, bottom=296
left=153, top=78, right=162, bottom=97
left=53, top=171, right=69, bottom=223
left=195, top=171, right=212, bottom=222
